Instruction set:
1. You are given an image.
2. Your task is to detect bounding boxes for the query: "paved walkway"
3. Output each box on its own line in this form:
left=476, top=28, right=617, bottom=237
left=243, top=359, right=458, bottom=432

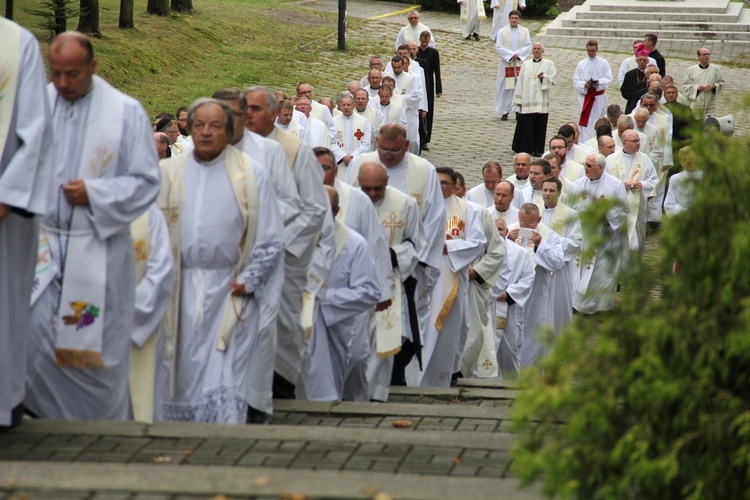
left=2, top=2, right=748, bottom=498
left=307, top=0, right=750, bottom=187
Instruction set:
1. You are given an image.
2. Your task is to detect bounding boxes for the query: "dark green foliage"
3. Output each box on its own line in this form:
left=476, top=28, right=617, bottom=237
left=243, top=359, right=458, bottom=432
left=510, top=128, right=750, bottom=499
left=25, top=0, right=77, bottom=36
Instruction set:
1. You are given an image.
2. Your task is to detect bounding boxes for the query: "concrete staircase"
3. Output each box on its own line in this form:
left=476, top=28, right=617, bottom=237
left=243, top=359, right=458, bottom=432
left=545, top=0, right=750, bottom=42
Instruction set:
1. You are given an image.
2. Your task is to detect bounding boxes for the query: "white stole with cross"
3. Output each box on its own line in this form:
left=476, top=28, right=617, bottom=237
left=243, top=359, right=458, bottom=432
left=374, top=187, right=408, bottom=357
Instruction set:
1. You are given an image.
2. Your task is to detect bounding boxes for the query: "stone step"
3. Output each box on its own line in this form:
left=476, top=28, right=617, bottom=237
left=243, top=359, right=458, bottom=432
left=586, top=0, right=730, bottom=14
left=576, top=2, right=743, bottom=22
left=544, top=25, right=750, bottom=41
left=561, top=18, right=750, bottom=32
left=0, top=461, right=541, bottom=499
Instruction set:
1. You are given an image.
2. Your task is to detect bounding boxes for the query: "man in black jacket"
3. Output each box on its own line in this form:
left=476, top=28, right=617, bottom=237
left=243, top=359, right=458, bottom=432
left=644, top=33, right=665, bottom=77
left=416, top=31, right=442, bottom=150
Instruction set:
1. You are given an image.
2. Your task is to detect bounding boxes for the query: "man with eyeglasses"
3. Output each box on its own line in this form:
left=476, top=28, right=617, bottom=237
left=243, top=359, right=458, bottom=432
left=605, top=129, right=657, bottom=257
left=568, top=153, right=628, bottom=315
left=359, top=56, right=384, bottom=88
left=683, top=48, right=724, bottom=120
left=547, top=136, right=584, bottom=183
left=356, top=160, right=421, bottom=401
left=396, top=10, right=435, bottom=49
left=296, top=82, right=336, bottom=143
left=346, top=124, right=445, bottom=383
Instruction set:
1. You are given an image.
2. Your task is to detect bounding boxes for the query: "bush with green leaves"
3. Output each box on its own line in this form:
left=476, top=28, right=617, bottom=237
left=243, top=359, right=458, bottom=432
left=510, top=128, right=750, bottom=499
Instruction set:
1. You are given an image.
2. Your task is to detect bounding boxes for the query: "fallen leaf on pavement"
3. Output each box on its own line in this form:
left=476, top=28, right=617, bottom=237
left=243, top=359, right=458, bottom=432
left=391, top=420, right=413, bottom=428
left=153, top=455, right=172, bottom=463
left=252, top=477, right=271, bottom=487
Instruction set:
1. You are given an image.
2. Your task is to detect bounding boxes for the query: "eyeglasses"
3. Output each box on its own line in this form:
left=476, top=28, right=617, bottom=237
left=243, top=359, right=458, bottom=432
left=377, top=146, right=405, bottom=155
left=360, top=185, right=385, bottom=192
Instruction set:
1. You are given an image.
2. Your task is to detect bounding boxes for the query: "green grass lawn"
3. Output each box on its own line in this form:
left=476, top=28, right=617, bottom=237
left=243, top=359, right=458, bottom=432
left=9, top=0, right=391, bottom=117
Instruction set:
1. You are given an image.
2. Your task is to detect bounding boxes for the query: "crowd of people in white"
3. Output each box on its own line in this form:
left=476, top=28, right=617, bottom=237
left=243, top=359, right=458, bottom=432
left=0, top=9, right=717, bottom=428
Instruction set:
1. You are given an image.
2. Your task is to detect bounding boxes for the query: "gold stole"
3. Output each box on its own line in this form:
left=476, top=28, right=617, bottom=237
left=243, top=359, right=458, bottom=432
left=375, top=187, right=407, bottom=357
left=273, top=127, right=301, bottom=168
left=0, top=18, right=21, bottom=158
left=129, top=210, right=157, bottom=423
left=538, top=202, right=573, bottom=237
left=158, top=146, right=259, bottom=377
left=460, top=0, right=486, bottom=22
left=609, top=151, right=644, bottom=244
left=434, top=196, right=467, bottom=330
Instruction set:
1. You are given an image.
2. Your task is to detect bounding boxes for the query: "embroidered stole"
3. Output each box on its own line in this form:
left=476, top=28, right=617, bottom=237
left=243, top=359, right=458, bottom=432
left=460, top=0, right=486, bottom=22
left=48, top=76, right=124, bottom=369
left=273, top=127, right=301, bottom=168
left=375, top=187, right=407, bottom=357
left=609, top=151, right=646, bottom=244
left=434, top=196, right=467, bottom=330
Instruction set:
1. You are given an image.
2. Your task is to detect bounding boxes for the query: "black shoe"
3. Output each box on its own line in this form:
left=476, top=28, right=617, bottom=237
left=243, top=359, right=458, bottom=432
left=247, top=405, right=272, bottom=425
left=501, top=114, right=508, bottom=121
left=472, top=33, right=480, bottom=41
left=464, top=35, right=471, bottom=40
left=421, top=144, right=430, bottom=151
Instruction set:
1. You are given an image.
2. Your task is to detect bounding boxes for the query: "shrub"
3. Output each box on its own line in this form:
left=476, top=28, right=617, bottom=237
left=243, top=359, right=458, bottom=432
left=510, top=125, right=750, bottom=499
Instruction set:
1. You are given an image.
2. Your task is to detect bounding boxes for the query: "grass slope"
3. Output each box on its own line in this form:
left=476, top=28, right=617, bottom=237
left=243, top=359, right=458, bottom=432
left=10, top=0, right=391, bottom=117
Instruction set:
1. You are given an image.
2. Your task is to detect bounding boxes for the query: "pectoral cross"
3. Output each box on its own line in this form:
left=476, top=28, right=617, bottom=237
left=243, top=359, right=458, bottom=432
left=383, top=212, right=403, bottom=246
left=482, top=359, right=493, bottom=370
left=354, top=128, right=365, bottom=140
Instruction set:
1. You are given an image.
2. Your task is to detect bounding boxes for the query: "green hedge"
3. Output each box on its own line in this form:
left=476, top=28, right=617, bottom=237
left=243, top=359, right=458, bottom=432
left=382, top=0, right=558, bottom=17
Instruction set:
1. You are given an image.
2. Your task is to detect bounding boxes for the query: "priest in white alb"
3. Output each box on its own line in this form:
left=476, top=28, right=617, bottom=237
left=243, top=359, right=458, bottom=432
left=157, top=99, right=284, bottom=423
left=573, top=40, right=613, bottom=143
left=568, top=153, right=628, bottom=314
left=26, top=32, right=160, bottom=420
left=356, top=161, right=422, bottom=401
left=0, top=18, right=53, bottom=428
left=297, top=186, right=381, bottom=401
left=494, top=10, right=531, bottom=120
left=489, top=0, right=525, bottom=42
left=605, top=129, right=657, bottom=256
left=458, top=0, right=486, bottom=41
left=331, top=92, right=371, bottom=179
left=508, top=204, right=565, bottom=367
left=492, top=218, right=534, bottom=379
left=407, top=167, right=485, bottom=387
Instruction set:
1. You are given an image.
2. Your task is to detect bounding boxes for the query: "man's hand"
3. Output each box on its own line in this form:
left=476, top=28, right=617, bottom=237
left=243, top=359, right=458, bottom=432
left=508, top=228, right=520, bottom=242
left=62, top=179, right=90, bottom=206
left=420, top=110, right=427, bottom=118
left=468, top=269, right=477, bottom=281
left=530, top=230, right=542, bottom=246
left=375, top=298, right=393, bottom=312
left=343, top=155, right=353, bottom=166
left=0, top=204, right=10, bottom=226
left=497, top=291, right=508, bottom=302
left=230, top=281, right=254, bottom=297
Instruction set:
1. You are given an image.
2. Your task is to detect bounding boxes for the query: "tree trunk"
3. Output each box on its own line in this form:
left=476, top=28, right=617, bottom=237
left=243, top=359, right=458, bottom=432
left=5, top=0, right=13, bottom=20
left=147, top=0, right=169, bottom=16
left=118, top=0, right=133, bottom=28
left=77, top=0, right=101, bottom=36
left=170, top=0, right=192, bottom=13
left=54, top=0, right=68, bottom=34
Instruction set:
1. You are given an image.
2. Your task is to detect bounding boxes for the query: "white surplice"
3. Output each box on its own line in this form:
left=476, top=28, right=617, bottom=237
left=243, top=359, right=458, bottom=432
left=0, top=22, right=53, bottom=426
left=27, top=76, right=160, bottom=420
left=158, top=148, right=284, bottom=423
left=488, top=205, right=519, bottom=226
left=682, top=63, right=724, bottom=120
left=396, top=22, right=435, bottom=49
